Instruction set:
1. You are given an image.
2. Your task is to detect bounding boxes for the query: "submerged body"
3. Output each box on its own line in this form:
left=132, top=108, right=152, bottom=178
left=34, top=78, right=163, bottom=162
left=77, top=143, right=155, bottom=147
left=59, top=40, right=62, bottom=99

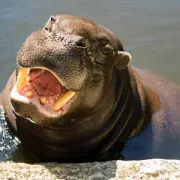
left=122, top=68, right=180, bottom=160
left=0, top=14, right=179, bottom=162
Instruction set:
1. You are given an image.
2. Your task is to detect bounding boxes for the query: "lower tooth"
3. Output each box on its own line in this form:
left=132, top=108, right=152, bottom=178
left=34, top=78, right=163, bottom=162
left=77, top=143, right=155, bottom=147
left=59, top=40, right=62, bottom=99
left=53, top=91, right=75, bottom=111
left=40, top=97, right=47, bottom=104
left=26, top=91, right=32, bottom=98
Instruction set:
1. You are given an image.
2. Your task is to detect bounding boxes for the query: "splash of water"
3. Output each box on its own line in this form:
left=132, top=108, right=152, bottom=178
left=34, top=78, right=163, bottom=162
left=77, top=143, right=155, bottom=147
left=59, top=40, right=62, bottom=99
left=0, top=106, right=20, bottom=161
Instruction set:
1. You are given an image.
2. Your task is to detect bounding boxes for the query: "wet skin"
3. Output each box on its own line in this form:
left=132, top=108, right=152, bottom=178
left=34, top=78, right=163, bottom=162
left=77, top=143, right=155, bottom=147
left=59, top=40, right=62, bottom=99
left=0, top=14, right=180, bottom=162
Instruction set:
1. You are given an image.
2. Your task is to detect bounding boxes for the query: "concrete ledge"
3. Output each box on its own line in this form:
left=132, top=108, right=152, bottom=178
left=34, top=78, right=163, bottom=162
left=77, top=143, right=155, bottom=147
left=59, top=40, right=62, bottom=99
left=0, top=159, right=180, bottom=180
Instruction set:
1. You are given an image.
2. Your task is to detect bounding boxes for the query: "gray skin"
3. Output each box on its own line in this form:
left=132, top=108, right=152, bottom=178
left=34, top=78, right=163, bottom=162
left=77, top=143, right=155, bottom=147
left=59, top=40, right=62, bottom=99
left=0, top=14, right=180, bottom=162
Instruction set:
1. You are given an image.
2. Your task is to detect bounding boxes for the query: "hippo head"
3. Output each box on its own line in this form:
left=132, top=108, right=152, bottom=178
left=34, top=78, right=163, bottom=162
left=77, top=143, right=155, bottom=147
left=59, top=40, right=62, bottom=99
left=10, top=14, right=131, bottom=127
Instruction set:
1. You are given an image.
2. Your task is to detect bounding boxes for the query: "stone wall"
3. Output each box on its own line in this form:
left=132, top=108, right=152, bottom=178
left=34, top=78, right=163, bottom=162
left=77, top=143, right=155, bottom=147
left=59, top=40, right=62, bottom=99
left=0, top=159, right=179, bottom=180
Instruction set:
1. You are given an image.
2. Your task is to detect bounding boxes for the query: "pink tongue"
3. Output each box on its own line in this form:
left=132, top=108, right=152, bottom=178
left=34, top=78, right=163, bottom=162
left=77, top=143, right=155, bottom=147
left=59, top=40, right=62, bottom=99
left=29, top=70, right=62, bottom=96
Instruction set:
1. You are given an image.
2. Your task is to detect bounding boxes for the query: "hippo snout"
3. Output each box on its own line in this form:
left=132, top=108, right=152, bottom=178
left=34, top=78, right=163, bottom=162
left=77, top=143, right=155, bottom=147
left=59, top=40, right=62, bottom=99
left=17, top=29, right=89, bottom=92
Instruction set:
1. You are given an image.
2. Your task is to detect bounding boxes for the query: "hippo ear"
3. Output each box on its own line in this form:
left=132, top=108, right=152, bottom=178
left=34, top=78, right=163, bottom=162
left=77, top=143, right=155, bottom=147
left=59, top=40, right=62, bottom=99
left=115, top=51, right=132, bottom=69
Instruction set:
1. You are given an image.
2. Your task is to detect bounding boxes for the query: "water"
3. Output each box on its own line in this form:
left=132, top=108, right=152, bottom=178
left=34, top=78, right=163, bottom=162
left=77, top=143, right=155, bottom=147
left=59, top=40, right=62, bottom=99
left=0, top=0, right=180, bottom=161
left=0, top=106, right=20, bottom=161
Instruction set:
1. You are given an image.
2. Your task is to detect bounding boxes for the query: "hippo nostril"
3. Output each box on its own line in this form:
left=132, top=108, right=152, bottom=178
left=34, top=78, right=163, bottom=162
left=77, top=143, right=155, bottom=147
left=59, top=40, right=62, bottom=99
left=44, top=26, right=52, bottom=33
left=44, top=16, right=56, bottom=33
left=76, top=38, right=86, bottom=48
left=50, top=16, right=56, bottom=22
left=44, top=27, right=49, bottom=31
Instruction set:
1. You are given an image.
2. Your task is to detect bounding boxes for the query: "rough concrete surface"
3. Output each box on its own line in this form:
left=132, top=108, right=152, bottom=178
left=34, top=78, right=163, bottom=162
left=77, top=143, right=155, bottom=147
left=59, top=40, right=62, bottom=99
left=0, top=159, right=179, bottom=180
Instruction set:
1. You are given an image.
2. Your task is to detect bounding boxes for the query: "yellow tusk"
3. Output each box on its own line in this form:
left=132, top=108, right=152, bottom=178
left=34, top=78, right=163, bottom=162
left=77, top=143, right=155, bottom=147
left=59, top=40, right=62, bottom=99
left=16, top=68, right=28, bottom=91
left=53, top=91, right=75, bottom=111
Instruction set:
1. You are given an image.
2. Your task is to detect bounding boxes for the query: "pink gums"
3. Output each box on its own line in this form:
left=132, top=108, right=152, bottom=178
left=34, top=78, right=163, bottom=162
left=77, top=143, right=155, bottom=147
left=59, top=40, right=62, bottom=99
left=19, top=69, right=68, bottom=111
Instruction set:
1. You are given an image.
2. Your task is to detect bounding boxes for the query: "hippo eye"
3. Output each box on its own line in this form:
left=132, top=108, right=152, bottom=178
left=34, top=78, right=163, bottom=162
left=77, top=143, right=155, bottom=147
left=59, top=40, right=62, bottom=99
left=101, top=44, right=110, bottom=55
left=101, top=44, right=113, bottom=55
left=101, top=48, right=108, bottom=55
left=76, top=38, right=86, bottom=48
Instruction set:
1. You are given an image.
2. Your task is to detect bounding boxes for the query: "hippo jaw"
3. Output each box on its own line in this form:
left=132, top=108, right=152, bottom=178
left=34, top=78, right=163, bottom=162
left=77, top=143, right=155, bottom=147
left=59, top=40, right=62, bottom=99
left=10, top=67, right=76, bottom=118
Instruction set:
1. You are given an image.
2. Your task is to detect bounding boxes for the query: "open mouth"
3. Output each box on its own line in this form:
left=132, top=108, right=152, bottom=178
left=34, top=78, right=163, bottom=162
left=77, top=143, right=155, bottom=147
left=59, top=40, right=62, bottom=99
left=10, top=68, right=76, bottom=117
